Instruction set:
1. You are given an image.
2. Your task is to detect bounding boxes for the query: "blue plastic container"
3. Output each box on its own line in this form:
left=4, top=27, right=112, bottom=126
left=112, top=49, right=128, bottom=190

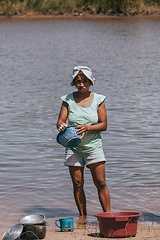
left=57, top=126, right=82, bottom=149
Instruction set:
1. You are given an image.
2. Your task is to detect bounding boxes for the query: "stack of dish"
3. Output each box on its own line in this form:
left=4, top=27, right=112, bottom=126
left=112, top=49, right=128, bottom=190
left=3, top=214, right=46, bottom=240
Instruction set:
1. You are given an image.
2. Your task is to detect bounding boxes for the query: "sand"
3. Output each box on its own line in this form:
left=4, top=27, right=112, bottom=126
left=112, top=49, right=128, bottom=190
left=47, top=225, right=160, bottom=240
left=45, top=218, right=160, bottom=240
left=1, top=216, right=160, bottom=240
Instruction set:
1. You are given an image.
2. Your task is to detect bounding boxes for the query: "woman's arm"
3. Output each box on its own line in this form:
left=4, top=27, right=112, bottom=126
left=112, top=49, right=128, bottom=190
left=76, top=101, right=107, bottom=134
left=57, top=101, right=68, bottom=131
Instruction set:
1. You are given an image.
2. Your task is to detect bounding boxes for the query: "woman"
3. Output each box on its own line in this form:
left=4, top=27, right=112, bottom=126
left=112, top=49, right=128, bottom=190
left=57, top=66, right=110, bottom=221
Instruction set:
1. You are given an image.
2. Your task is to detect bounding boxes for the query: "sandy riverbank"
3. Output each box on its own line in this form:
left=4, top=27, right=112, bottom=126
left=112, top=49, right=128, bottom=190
left=47, top=224, right=160, bottom=240
left=1, top=217, right=160, bottom=240
left=0, top=11, right=160, bottom=20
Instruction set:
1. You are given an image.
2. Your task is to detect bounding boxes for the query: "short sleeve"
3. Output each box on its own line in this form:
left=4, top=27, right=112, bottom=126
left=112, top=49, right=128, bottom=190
left=97, top=94, right=106, bottom=106
left=61, top=94, right=67, bottom=102
left=61, top=93, right=72, bottom=103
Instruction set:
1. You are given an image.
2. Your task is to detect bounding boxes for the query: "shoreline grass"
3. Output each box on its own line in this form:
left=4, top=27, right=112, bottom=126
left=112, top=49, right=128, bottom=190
left=0, top=0, right=160, bottom=17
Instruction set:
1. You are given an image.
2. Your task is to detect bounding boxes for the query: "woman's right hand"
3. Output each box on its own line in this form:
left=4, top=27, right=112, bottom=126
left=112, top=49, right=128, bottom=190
left=57, top=123, right=68, bottom=132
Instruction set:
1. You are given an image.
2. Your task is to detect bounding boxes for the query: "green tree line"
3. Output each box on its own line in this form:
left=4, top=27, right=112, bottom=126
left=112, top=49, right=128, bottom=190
left=0, top=0, right=160, bottom=16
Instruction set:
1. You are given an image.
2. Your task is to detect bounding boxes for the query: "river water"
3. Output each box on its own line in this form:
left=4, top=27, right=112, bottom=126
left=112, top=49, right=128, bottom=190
left=0, top=16, right=160, bottom=232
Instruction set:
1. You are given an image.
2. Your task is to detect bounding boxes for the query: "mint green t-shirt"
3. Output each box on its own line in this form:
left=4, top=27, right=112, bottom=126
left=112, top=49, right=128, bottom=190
left=61, top=92, right=106, bottom=153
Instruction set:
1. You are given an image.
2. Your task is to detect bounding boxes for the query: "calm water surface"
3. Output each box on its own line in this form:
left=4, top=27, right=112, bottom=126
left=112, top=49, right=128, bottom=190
left=0, top=16, right=160, bottom=231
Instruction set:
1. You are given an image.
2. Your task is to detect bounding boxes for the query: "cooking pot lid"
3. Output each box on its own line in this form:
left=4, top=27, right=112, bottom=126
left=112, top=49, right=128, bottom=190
left=3, top=224, right=23, bottom=240
left=20, top=214, right=45, bottom=225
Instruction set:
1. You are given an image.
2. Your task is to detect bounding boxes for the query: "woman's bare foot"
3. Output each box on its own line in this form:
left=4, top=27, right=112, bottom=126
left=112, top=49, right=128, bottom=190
left=77, top=216, right=87, bottom=226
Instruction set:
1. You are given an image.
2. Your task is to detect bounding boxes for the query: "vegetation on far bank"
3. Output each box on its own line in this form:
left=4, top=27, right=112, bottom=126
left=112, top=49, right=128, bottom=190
left=0, top=0, right=160, bottom=17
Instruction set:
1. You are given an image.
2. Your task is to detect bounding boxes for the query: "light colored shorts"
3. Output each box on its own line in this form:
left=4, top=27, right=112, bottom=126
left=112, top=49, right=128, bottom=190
left=64, top=148, right=106, bottom=168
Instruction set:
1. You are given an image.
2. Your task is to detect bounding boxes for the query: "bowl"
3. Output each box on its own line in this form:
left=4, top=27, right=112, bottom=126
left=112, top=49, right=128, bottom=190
left=57, top=125, right=82, bottom=149
left=95, top=211, right=141, bottom=238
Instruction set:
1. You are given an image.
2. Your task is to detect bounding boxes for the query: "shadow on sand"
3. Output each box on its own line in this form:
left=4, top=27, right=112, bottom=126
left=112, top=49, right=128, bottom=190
left=24, top=205, right=77, bottom=218
left=140, top=212, right=160, bottom=223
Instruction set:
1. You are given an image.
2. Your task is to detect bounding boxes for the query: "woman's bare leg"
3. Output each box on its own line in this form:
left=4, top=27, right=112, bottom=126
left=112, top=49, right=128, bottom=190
left=89, top=162, right=110, bottom=212
left=69, top=166, right=87, bottom=217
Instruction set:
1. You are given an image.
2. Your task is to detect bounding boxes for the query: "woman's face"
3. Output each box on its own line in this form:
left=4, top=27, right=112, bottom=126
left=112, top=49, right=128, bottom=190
left=74, top=74, right=91, bottom=93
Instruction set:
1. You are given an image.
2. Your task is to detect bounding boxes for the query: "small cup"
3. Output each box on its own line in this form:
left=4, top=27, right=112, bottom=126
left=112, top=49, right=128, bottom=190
left=55, top=217, right=74, bottom=232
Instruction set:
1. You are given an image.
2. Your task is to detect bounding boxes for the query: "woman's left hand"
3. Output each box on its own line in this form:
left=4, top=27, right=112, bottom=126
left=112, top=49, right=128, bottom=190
left=75, top=125, right=88, bottom=137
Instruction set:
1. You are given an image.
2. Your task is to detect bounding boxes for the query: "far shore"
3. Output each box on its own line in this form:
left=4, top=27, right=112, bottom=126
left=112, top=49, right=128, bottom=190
left=0, top=11, right=160, bottom=20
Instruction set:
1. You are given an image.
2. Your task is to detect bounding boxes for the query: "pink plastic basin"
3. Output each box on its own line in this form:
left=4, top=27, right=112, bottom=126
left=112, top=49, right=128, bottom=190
left=94, top=211, right=141, bottom=238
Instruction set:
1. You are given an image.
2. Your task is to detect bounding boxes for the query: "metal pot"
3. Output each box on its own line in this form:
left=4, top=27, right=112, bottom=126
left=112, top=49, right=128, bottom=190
left=19, top=214, right=46, bottom=240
